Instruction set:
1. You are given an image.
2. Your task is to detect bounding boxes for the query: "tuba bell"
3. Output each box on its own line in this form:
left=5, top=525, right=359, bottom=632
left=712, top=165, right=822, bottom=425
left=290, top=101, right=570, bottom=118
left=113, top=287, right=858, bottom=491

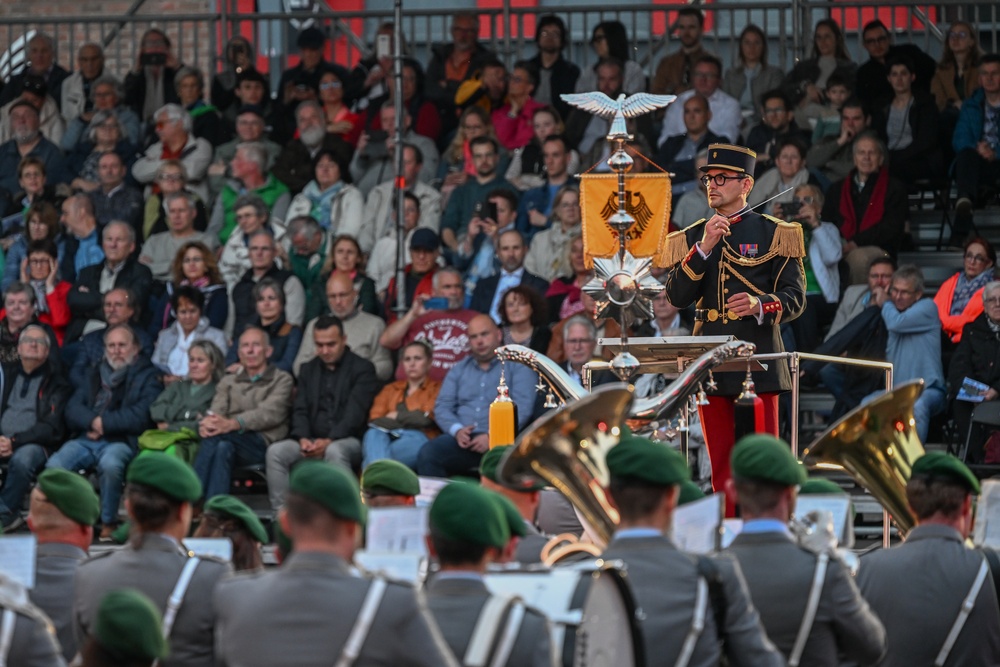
left=802, top=379, right=926, bottom=536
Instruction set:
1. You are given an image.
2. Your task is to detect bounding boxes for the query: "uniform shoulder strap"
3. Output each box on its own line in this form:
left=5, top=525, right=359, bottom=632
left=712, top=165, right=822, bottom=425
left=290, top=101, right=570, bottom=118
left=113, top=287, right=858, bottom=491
left=334, top=576, right=389, bottom=667
left=0, top=608, right=14, bottom=667
left=463, top=593, right=528, bottom=667
left=935, top=558, right=990, bottom=667
left=788, top=552, right=829, bottom=667
left=160, top=557, right=201, bottom=645
left=696, top=555, right=727, bottom=644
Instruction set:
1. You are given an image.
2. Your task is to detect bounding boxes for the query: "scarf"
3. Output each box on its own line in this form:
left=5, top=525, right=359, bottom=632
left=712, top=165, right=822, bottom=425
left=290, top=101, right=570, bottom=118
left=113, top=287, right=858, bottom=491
left=302, top=180, right=345, bottom=230
left=94, top=360, right=129, bottom=415
left=838, top=167, right=889, bottom=241
left=167, top=320, right=203, bottom=376
left=952, top=270, right=993, bottom=315
left=29, top=280, right=48, bottom=314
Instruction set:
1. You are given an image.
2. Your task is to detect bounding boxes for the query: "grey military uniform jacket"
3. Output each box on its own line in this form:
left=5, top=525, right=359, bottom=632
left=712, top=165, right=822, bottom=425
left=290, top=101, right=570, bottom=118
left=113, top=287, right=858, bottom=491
left=728, top=530, right=886, bottom=666
left=857, top=524, right=1000, bottom=666
left=213, top=550, right=459, bottom=667
left=73, top=534, right=231, bottom=667
left=30, top=542, right=87, bottom=662
left=425, top=574, right=556, bottom=667
left=601, top=533, right=784, bottom=667
left=0, top=573, right=64, bottom=667
left=514, top=521, right=549, bottom=565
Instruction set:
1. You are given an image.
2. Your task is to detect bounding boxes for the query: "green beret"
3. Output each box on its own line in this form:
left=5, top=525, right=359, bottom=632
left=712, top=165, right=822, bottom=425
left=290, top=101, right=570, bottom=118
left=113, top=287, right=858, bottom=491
left=36, top=469, right=99, bottom=526
left=204, top=495, right=269, bottom=544
left=678, top=480, right=706, bottom=506
left=606, top=436, right=690, bottom=486
left=731, top=434, right=806, bottom=487
left=289, top=460, right=366, bottom=524
left=126, top=452, right=202, bottom=502
left=430, top=482, right=509, bottom=549
left=95, top=589, right=168, bottom=661
left=491, top=492, right=527, bottom=538
left=911, top=451, right=981, bottom=494
left=799, top=478, right=846, bottom=496
left=361, top=460, right=420, bottom=497
left=480, top=446, right=545, bottom=492
left=274, top=520, right=293, bottom=557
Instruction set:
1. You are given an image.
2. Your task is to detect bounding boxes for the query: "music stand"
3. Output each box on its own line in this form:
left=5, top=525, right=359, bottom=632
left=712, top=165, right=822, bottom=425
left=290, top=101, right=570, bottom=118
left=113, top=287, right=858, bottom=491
left=597, top=336, right=767, bottom=377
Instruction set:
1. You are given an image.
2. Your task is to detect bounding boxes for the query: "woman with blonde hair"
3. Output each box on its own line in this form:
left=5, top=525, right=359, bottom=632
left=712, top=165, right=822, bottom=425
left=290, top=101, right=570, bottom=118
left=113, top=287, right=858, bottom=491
left=931, top=21, right=983, bottom=115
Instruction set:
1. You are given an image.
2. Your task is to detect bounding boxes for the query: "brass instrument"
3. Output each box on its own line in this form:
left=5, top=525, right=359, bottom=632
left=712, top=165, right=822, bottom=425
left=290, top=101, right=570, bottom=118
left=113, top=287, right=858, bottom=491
left=802, top=380, right=926, bottom=536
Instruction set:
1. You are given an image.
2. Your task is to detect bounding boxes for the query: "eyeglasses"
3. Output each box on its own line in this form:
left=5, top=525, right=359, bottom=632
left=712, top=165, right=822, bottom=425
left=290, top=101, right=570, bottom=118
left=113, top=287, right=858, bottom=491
left=948, top=30, right=970, bottom=39
left=28, top=258, right=50, bottom=265
left=19, top=336, right=47, bottom=346
left=320, top=81, right=342, bottom=90
left=763, top=107, right=787, bottom=115
left=794, top=196, right=816, bottom=205
left=539, top=29, right=561, bottom=38
left=692, top=71, right=719, bottom=80
left=158, top=173, right=183, bottom=182
left=965, top=253, right=990, bottom=263
left=864, top=34, right=890, bottom=46
left=700, top=173, right=745, bottom=187
left=985, top=297, right=1000, bottom=306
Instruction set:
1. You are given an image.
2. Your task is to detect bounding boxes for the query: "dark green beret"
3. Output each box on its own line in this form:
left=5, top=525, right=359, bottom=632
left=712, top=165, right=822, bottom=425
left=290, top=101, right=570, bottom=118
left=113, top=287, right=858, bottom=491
left=606, top=436, right=690, bottom=486
left=95, top=589, right=168, bottom=661
left=289, top=460, right=366, bottom=524
left=36, top=469, right=99, bottom=526
left=491, top=492, right=527, bottom=538
left=799, top=478, right=846, bottom=496
left=273, top=520, right=293, bottom=557
left=204, top=495, right=269, bottom=544
left=731, top=434, right=806, bottom=487
left=126, top=452, right=202, bottom=502
left=361, top=460, right=420, bottom=497
left=912, top=451, right=981, bottom=494
left=480, top=445, right=545, bottom=492
left=678, top=480, right=706, bottom=506
left=430, top=482, right=509, bottom=549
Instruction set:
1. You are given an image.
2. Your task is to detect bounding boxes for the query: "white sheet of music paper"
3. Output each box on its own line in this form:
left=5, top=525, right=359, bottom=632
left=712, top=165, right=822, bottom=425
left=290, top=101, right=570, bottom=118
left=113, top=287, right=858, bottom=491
left=0, top=535, right=36, bottom=588
left=672, top=493, right=724, bottom=554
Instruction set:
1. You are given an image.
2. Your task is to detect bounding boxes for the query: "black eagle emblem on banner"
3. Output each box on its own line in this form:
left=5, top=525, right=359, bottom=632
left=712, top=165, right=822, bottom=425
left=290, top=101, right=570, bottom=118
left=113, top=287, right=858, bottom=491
left=600, top=191, right=654, bottom=238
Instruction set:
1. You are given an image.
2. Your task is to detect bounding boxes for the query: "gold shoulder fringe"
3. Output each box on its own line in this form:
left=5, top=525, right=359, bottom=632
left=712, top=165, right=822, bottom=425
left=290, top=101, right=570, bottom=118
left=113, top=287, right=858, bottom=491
left=662, top=218, right=707, bottom=267
left=765, top=217, right=806, bottom=258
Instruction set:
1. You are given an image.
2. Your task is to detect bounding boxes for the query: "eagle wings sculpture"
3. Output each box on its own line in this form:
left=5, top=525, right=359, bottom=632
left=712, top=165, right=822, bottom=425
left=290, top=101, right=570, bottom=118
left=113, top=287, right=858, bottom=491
left=560, top=92, right=676, bottom=139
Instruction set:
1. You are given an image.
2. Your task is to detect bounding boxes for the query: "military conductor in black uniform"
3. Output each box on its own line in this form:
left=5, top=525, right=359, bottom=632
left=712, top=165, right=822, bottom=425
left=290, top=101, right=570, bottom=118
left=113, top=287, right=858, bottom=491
left=664, top=143, right=806, bottom=515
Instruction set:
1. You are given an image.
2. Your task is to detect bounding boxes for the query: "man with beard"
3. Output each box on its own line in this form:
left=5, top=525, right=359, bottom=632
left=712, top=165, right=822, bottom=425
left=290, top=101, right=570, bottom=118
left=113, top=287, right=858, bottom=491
left=272, top=100, right=353, bottom=195
left=0, top=100, right=68, bottom=193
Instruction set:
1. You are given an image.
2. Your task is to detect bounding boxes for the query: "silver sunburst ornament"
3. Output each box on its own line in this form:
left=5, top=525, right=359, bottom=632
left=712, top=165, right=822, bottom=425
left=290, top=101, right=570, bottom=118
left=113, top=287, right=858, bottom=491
left=583, top=252, right=665, bottom=325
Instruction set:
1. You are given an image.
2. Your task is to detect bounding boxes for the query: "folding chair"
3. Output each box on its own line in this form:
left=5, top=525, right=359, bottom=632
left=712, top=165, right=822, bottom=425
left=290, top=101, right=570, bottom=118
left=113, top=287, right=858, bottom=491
left=958, top=401, right=1000, bottom=464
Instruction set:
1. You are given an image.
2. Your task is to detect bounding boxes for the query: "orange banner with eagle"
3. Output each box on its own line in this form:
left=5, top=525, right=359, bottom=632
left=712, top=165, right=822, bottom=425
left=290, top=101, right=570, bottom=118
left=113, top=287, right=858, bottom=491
left=579, top=172, right=672, bottom=268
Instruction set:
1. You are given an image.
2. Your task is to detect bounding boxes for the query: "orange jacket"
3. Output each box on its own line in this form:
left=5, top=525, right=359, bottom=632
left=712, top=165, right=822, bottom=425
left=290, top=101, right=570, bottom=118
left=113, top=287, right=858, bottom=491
left=368, top=378, right=443, bottom=438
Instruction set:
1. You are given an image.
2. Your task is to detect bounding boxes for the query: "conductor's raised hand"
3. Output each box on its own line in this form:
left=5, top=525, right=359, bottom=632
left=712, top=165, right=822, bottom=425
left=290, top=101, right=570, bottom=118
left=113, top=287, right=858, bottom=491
left=699, top=214, right=731, bottom=253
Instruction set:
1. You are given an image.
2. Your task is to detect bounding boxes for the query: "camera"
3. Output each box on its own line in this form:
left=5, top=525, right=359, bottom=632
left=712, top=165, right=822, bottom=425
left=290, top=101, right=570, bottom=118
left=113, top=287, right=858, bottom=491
left=363, top=130, right=389, bottom=160
left=782, top=200, right=802, bottom=219
left=482, top=201, right=498, bottom=222
left=140, top=52, right=167, bottom=67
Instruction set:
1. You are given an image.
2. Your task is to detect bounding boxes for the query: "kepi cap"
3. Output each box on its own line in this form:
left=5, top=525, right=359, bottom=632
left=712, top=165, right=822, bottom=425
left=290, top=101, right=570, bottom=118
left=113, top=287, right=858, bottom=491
left=606, top=435, right=690, bottom=486
left=36, top=469, right=99, bottom=527
left=361, top=459, right=420, bottom=497
left=430, top=481, right=509, bottom=549
left=95, top=589, right=168, bottom=661
left=203, top=495, right=269, bottom=544
left=911, top=451, right=980, bottom=494
left=701, top=143, right=756, bottom=176
left=126, top=451, right=202, bottom=502
left=731, top=433, right=806, bottom=487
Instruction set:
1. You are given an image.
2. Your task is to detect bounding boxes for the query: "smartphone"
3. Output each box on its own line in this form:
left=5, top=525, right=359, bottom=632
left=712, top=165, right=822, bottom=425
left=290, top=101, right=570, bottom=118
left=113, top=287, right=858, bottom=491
left=483, top=201, right=498, bottom=221
left=424, top=297, right=449, bottom=310
left=141, top=52, right=167, bottom=67
left=376, top=34, right=391, bottom=60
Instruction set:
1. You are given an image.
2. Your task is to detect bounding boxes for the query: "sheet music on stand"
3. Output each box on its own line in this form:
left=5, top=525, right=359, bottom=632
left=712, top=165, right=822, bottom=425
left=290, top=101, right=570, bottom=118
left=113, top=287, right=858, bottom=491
left=184, top=537, right=233, bottom=562
left=974, top=480, right=1000, bottom=548
left=671, top=493, right=724, bottom=554
left=366, top=506, right=429, bottom=555
left=795, top=495, right=853, bottom=546
left=597, top=336, right=765, bottom=376
left=0, top=535, right=36, bottom=588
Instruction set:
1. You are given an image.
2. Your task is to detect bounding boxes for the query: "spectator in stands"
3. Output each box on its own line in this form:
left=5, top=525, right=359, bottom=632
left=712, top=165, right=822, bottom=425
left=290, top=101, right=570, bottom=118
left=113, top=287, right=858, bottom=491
left=381, top=266, right=477, bottom=381
left=364, top=58, right=441, bottom=145
left=19, top=239, right=71, bottom=345
left=746, top=90, right=811, bottom=176
left=157, top=240, right=227, bottom=332
left=498, top=284, right=551, bottom=352
left=748, top=136, right=814, bottom=215
left=807, top=98, right=870, bottom=187
left=470, top=229, right=548, bottom=322
left=350, top=102, right=439, bottom=198
left=784, top=19, right=856, bottom=110
left=278, top=95, right=339, bottom=180
left=0, top=74, right=65, bottom=146
left=285, top=149, right=364, bottom=249
left=143, top=160, right=208, bottom=240
left=148, top=339, right=223, bottom=459
left=438, top=106, right=495, bottom=199
left=309, top=234, right=379, bottom=320
left=62, top=77, right=141, bottom=152
left=576, top=21, right=646, bottom=95
left=59, top=194, right=103, bottom=284
left=123, top=28, right=181, bottom=123
left=0, top=282, right=58, bottom=362
left=934, top=237, right=996, bottom=344
left=652, top=8, right=713, bottom=96
left=504, top=106, right=580, bottom=192
left=196, top=325, right=293, bottom=499
left=822, top=131, right=908, bottom=283
left=0, top=33, right=69, bottom=110
left=854, top=20, right=936, bottom=106
left=658, top=55, right=741, bottom=147
left=655, top=94, right=723, bottom=199
left=528, top=15, right=580, bottom=121
left=416, top=314, right=535, bottom=476
left=440, top=136, right=513, bottom=251
left=369, top=192, right=423, bottom=296
left=547, top=290, right=629, bottom=364
left=425, top=12, right=497, bottom=124
left=67, top=288, right=153, bottom=383
left=219, top=194, right=287, bottom=288
left=151, top=286, right=227, bottom=383
left=361, top=339, right=441, bottom=470
left=952, top=54, right=1000, bottom=243
left=175, top=66, right=227, bottom=148
left=948, top=280, right=1000, bottom=463
left=276, top=28, right=335, bottom=133
left=810, top=73, right=853, bottom=143
left=317, top=67, right=361, bottom=148
left=826, top=255, right=895, bottom=341
left=210, top=36, right=254, bottom=115
left=383, top=228, right=441, bottom=320
left=283, top=215, right=326, bottom=311
left=568, top=58, right=628, bottom=157
left=0, top=324, right=71, bottom=531
left=515, top=134, right=573, bottom=240
left=5, top=156, right=62, bottom=225
left=208, top=104, right=281, bottom=200
left=455, top=188, right=518, bottom=297
left=544, top=234, right=590, bottom=324
left=3, top=201, right=63, bottom=293
left=266, top=315, right=379, bottom=509
left=364, top=143, right=441, bottom=242
left=649, top=289, right=692, bottom=336
left=140, top=192, right=217, bottom=284
left=931, top=22, right=982, bottom=120
left=209, top=142, right=290, bottom=245
left=0, top=100, right=68, bottom=194
left=85, top=151, right=143, bottom=235
left=878, top=265, right=946, bottom=442
left=48, top=323, right=161, bottom=539
left=347, top=22, right=403, bottom=111
left=454, top=58, right=509, bottom=118
left=492, top=61, right=542, bottom=152
left=525, top=186, right=581, bottom=282
left=229, top=230, right=305, bottom=335
left=293, top=271, right=391, bottom=380
left=131, top=104, right=213, bottom=201
left=66, top=221, right=153, bottom=343
left=722, top=25, right=785, bottom=134
left=871, top=55, right=942, bottom=183
left=560, top=315, right=617, bottom=386
left=224, top=69, right=274, bottom=134
left=671, top=150, right=714, bottom=226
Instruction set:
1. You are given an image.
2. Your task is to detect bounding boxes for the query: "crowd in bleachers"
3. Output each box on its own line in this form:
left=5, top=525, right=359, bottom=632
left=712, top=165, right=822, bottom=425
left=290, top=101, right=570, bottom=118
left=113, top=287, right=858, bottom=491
left=0, top=9, right=999, bottom=535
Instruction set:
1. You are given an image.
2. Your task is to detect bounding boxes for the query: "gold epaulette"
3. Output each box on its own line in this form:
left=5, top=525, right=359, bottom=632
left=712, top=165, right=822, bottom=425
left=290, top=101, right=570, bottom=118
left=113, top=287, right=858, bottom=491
left=763, top=215, right=806, bottom=258
left=663, top=218, right=707, bottom=266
